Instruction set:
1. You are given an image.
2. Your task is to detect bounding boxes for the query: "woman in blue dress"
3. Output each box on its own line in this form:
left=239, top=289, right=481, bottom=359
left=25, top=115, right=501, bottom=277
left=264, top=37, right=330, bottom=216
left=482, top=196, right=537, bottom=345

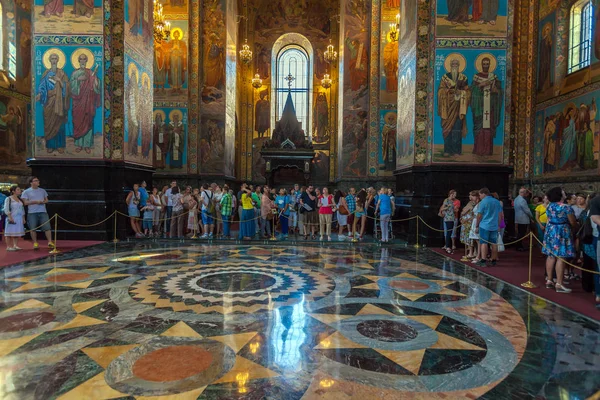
left=126, top=183, right=143, bottom=238
left=542, top=187, right=577, bottom=293
left=4, top=185, right=26, bottom=251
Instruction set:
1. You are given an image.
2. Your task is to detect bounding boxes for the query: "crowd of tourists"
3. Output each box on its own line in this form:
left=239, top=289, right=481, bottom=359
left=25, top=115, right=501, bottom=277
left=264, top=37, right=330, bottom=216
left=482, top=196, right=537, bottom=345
left=126, top=181, right=396, bottom=242
left=442, top=186, right=600, bottom=307
left=0, top=177, right=55, bottom=251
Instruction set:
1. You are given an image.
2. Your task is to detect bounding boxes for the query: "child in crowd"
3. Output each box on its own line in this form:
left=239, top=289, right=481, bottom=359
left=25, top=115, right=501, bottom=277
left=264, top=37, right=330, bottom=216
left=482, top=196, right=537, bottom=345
left=142, top=203, right=155, bottom=237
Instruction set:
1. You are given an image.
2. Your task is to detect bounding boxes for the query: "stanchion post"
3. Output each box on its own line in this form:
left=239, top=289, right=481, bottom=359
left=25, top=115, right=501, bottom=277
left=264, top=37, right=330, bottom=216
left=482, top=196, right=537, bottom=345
left=49, top=214, right=60, bottom=254
left=270, top=209, right=277, bottom=241
left=461, top=243, right=469, bottom=262
left=191, top=210, right=198, bottom=239
left=351, top=213, right=358, bottom=243
left=414, top=216, right=421, bottom=249
left=112, top=211, right=119, bottom=243
left=521, top=232, right=537, bottom=288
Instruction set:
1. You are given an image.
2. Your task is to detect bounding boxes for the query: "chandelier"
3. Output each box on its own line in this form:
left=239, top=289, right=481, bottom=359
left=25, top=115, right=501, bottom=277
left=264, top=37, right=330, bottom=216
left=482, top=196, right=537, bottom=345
left=321, top=74, right=332, bottom=89
left=324, top=39, right=337, bottom=64
left=239, top=38, right=253, bottom=65
left=252, top=71, right=262, bottom=88
left=153, top=0, right=171, bottom=43
left=389, top=13, right=400, bottom=42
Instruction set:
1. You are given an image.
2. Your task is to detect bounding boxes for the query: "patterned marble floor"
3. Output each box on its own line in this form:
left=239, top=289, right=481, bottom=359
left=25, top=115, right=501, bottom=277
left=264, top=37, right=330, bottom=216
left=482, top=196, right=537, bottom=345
left=0, top=242, right=598, bottom=400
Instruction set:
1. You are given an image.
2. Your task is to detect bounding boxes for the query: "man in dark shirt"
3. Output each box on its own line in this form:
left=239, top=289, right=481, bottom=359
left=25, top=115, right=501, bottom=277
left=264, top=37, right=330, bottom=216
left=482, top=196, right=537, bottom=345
left=237, top=184, right=245, bottom=221
left=589, top=195, right=600, bottom=305
left=300, top=185, right=317, bottom=239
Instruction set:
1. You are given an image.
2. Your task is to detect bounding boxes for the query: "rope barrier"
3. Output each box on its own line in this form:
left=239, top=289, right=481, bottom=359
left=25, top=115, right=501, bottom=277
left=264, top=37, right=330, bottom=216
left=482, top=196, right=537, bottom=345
left=57, top=212, right=117, bottom=228
left=531, top=233, right=600, bottom=275
left=12, top=209, right=599, bottom=279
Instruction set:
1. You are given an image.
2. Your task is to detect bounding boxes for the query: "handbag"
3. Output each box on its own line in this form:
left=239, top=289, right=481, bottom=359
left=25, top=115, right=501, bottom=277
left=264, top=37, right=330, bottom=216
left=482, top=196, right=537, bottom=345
left=497, top=232, right=505, bottom=252
left=339, top=203, right=349, bottom=215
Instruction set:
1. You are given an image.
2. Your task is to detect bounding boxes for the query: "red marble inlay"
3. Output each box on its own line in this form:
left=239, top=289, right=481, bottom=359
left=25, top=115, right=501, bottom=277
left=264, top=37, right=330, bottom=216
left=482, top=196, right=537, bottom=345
left=0, top=311, right=56, bottom=333
left=133, top=346, right=213, bottom=382
left=388, top=280, right=430, bottom=290
left=247, top=249, right=273, bottom=256
left=45, top=273, right=91, bottom=283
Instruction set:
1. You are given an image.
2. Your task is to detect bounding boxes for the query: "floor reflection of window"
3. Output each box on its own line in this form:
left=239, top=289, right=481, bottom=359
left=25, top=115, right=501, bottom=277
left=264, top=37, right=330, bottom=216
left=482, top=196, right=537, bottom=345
left=270, top=297, right=307, bottom=370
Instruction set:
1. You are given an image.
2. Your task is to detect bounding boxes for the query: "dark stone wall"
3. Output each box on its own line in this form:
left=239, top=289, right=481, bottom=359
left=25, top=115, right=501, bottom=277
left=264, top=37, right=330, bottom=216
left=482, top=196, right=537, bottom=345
left=28, top=160, right=154, bottom=240
left=395, top=165, right=513, bottom=246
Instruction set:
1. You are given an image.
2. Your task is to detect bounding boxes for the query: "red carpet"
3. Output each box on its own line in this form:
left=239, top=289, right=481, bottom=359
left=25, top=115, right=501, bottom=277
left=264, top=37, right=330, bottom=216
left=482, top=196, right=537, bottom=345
left=0, top=240, right=103, bottom=268
left=432, top=246, right=600, bottom=320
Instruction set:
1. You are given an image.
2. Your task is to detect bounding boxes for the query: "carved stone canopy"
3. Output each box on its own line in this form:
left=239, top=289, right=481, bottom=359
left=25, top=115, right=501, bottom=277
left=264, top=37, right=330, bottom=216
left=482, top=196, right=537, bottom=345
left=263, top=92, right=312, bottom=150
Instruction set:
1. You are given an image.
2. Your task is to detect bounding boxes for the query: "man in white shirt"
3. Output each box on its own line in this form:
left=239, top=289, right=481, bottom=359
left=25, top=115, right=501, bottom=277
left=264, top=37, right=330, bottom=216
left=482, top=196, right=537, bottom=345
left=514, top=188, right=533, bottom=251
left=164, top=180, right=176, bottom=236
left=201, top=183, right=214, bottom=238
left=21, top=176, right=54, bottom=250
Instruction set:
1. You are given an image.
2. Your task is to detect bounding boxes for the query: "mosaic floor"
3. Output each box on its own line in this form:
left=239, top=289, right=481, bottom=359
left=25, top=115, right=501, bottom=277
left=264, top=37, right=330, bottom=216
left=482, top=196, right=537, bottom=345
left=0, top=242, right=599, bottom=399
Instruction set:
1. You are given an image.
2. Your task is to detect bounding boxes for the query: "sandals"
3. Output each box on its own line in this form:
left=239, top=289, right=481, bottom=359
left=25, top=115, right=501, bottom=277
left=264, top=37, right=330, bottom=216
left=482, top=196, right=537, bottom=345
left=445, top=248, right=454, bottom=254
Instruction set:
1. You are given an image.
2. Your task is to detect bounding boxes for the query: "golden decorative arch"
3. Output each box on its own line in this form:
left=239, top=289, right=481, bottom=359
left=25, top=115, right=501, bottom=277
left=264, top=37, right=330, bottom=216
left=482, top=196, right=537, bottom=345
left=71, top=48, right=95, bottom=69
left=42, top=48, right=66, bottom=69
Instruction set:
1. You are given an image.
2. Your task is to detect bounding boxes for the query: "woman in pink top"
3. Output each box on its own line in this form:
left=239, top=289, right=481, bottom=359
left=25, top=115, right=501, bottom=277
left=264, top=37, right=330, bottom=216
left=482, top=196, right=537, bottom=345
left=260, top=187, right=275, bottom=238
left=318, top=187, right=335, bottom=241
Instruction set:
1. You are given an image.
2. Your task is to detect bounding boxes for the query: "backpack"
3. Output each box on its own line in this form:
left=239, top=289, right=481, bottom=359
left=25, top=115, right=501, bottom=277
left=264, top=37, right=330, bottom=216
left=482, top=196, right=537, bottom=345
left=204, top=191, right=215, bottom=214
left=579, top=211, right=594, bottom=245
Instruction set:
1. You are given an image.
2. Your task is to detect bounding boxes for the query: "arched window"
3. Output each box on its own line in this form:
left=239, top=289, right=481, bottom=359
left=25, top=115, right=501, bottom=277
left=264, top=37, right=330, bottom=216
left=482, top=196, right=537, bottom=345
left=568, top=0, right=594, bottom=74
left=271, top=33, right=314, bottom=138
left=276, top=46, right=310, bottom=133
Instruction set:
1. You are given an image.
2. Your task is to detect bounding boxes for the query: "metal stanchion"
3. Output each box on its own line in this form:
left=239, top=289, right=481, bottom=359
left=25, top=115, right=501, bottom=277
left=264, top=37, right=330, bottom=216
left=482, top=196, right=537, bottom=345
left=191, top=209, right=198, bottom=239
left=49, top=214, right=60, bottom=254
left=351, top=214, right=358, bottom=243
left=521, top=232, right=537, bottom=288
left=270, top=209, right=277, bottom=241
left=113, top=212, right=119, bottom=243
left=414, top=216, right=421, bottom=249
left=460, top=244, right=469, bottom=262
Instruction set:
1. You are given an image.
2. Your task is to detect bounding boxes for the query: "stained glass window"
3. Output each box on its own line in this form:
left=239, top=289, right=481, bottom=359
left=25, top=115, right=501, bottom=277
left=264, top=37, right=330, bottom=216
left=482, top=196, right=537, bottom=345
left=568, top=0, right=594, bottom=74
left=275, top=46, right=310, bottom=136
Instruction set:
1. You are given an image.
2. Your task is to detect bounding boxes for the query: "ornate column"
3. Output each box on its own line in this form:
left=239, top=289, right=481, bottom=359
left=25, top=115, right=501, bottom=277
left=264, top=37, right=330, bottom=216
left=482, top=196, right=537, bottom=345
left=29, top=0, right=154, bottom=239
left=395, top=0, right=514, bottom=245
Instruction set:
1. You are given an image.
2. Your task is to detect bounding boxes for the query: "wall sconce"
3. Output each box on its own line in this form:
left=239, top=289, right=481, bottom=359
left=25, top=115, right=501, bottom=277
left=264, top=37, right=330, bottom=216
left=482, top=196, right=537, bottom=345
left=252, top=71, right=263, bottom=89
left=321, top=74, right=332, bottom=89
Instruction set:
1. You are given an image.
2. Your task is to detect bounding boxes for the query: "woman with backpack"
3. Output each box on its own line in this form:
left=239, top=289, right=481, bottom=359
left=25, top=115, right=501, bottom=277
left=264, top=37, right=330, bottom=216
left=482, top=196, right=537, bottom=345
left=578, top=193, right=600, bottom=306
left=4, top=185, right=26, bottom=251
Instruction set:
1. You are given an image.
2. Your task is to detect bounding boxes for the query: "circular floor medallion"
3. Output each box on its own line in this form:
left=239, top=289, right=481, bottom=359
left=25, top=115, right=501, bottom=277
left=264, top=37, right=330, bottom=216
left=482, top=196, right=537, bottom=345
left=195, top=272, right=277, bottom=293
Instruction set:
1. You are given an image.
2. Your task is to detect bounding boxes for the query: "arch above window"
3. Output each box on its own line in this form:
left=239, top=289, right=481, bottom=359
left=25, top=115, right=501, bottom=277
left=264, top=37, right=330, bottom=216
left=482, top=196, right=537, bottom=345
left=568, top=0, right=593, bottom=74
